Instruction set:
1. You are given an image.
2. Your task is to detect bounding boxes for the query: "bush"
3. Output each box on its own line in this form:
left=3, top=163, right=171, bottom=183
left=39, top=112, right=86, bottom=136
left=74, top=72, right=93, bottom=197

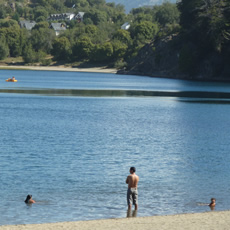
left=114, top=59, right=127, bottom=69
left=41, top=58, right=52, bottom=66
left=0, top=39, right=9, bottom=60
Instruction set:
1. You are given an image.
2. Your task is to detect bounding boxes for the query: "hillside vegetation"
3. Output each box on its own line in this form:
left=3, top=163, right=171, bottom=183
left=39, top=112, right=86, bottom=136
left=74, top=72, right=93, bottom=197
left=121, top=0, right=230, bottom=80
left=0, top=0, right=179, bottom=67
left=0, top=0, right=229, bottom=80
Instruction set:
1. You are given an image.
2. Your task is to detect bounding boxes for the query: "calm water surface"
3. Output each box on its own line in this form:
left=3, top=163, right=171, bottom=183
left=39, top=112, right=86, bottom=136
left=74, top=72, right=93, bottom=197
left=1, top=70, right=230, bottom=225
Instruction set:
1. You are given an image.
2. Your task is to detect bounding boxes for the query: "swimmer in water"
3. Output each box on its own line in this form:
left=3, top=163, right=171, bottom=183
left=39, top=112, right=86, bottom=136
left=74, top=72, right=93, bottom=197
left=209, top=198, right=216, bottom=210
left=25, top=194, right=35, bottom=204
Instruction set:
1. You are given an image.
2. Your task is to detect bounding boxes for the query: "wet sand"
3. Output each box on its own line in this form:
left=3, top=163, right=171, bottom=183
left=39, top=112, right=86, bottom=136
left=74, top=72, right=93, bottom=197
left=0, top=65, right=117, bottom=73
left=1, top=211, right=230, bottom=230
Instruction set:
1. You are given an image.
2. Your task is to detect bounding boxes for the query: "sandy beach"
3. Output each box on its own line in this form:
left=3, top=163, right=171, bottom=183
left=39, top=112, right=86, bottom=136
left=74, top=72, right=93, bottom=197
left=0, top=65, right=117, bottom=73
left=1, top=211, right=230, bottom=230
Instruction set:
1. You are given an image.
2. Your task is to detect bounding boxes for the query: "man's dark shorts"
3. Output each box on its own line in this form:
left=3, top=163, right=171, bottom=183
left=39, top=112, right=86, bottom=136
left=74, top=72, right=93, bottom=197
left=127, top=188, right=138, bottom=205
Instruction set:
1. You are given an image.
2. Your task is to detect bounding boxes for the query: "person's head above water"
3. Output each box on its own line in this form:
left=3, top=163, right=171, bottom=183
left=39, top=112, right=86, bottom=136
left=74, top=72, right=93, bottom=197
left=209, top=198, right=216, bottom=206
left=25, top=194, right=35, bottom=204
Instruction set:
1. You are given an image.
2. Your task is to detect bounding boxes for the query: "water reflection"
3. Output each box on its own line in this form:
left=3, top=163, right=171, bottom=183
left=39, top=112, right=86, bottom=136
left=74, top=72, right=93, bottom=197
left=1, top=88, right=230, bottom=99
left=126, top=209, right=138, bottom=218
left=177, top=99, right=230, bottom=104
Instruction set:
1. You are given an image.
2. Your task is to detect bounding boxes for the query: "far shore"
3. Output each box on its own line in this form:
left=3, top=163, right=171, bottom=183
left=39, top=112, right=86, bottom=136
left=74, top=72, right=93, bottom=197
left=1, top=211, right=230, bottom=230
left=0, top=65, right=118, bottom=74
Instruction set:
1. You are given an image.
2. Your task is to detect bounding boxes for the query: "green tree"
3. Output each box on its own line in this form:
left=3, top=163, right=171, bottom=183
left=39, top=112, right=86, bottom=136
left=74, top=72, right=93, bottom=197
left=112, top=29, right=132, bottom=45
left=153, top=2, right=180, bottom=26
left=72, top=36, right=94, bottom=60
left=22, top=44, right=37, bottom=63
left=33, top=21, right=49, bottom=30
left=22, top=43, right=47, bottom=63
left=85, top=24, right=99, bottom=36
left=31, top=28, right=55, bottom=53
left=15, top=3, right=24, bottom=17
left=223, top=0, right=230, bottom=41
left=52, top=37, right=72, bottom=61
left=0, top=38, right=9, bottom=60
left=0, top=4, right=6, bottom=19
left=178, top=0, right=229, bottom=52
left=90, top=42, right=113, bottom=62
left=197, top=0, right=229, bottom=52
left=134, top=13, right=153, bottom=23
left=111, top=40, right=127, bottom=60
left=0, top=24, right=22, bottom=57
left=33, top=7, right=48, bottom=22
left=133, top=21, right=159, bottom=41
left=12, top=13, right=20, bottom=22
left=84, top=10, right=108, bottom=25
left=104, top=3, right=126, bottom=24
left=0, top=19, right=19, bottom=28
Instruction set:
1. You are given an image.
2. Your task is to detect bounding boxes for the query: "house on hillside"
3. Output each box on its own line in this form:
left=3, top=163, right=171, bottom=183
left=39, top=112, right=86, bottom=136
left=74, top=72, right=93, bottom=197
left=48, top=13, right=75, bottom=21
left=48, top=12, right=85, bottom=22
left=121, top=22, right=130, bottom=30
left=50, top=23, right=66, bottom=36
left=62, top=13, right=75, bottom=20
left=19, top=20, right=36, bottom=30
left=48, top=12, right=82, bottom=21
left=74, top=12, right=85, bottom=22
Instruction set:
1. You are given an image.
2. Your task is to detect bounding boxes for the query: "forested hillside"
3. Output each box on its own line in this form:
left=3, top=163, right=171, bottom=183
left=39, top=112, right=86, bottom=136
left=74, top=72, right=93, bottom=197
left=122, top=0, right=230, bottom=80
left=0, top=0, right=229, bottom=80
left=0, top=0, right=180, bottom=69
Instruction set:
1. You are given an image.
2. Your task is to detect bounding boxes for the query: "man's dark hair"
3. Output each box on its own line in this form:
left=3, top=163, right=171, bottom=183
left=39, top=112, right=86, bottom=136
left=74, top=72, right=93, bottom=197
left=130, top=167, right=136, bottom=172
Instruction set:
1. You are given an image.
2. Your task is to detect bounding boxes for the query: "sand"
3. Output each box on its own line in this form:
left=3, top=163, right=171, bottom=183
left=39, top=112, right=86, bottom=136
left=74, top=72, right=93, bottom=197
left=0, top=65, right=117, bottom=73
left=1, top=211, right=230, bottom=230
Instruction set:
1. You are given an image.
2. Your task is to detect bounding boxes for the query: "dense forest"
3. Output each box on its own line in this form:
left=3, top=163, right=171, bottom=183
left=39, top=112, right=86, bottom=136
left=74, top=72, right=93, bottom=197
left=122, top=0, right=230, bottom=80
left=177, top=0, right=230, bottom=79
left=0, top=0, right=229, bottom=79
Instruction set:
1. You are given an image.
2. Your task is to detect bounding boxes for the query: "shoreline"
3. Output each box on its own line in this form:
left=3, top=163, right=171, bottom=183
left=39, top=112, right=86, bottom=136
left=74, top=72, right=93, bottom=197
left=1, top=65, right=229, bottom=82
left=1, top=211, right=230, bottom=230
left=0, top=65, right=118, bottom=74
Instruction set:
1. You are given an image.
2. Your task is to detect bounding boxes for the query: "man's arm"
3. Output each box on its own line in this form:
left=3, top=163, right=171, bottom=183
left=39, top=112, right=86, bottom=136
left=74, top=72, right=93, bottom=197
left=126, top=176, right=129, bottom=184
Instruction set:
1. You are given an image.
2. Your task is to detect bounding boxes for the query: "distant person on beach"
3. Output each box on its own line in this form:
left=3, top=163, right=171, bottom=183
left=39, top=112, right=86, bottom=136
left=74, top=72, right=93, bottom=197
left=209, top=198, right=216, bottom=210
left=25, top=195, right=35, bottom=204
left=126, top=167, right=139, bottom=210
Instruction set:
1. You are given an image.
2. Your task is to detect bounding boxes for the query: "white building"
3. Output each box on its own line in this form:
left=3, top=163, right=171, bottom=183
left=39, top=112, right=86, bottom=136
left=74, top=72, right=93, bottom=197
left=121, top=22, right=130, bottom=30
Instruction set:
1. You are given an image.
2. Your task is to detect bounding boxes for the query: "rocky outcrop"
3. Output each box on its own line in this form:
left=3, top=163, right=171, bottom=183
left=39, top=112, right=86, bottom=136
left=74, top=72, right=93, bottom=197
left=118, top=34, right=187, bottom=79
left=119, top=34, right=230, bottom=81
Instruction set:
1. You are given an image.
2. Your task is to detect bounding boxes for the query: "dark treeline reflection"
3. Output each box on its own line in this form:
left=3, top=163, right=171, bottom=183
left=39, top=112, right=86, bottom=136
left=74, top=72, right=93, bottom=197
left=1, top=88, right=230, bottom=99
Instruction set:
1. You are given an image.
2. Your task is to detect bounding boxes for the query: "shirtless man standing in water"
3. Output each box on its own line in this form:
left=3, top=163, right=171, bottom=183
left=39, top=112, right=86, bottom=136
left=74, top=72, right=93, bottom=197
left=126, top=167, right=139, bottom=210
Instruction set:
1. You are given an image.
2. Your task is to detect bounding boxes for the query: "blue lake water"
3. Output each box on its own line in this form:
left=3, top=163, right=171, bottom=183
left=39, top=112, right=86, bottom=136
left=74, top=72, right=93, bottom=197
left=1, top=70, right=230, bottom=225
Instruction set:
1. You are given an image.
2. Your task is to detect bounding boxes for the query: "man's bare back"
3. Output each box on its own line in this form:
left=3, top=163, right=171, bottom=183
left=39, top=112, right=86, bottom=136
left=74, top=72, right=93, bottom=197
left=126, top=174, right=139, bottom=188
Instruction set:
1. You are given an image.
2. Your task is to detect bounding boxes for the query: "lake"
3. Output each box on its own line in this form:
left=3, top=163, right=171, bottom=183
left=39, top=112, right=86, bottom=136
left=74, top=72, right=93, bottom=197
left=1, top=69, right=230, bottom=225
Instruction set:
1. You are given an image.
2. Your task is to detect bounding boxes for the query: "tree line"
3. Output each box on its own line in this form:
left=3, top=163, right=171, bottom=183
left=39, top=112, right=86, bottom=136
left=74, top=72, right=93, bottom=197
left=0, top=0, right=229, bottom=77
left=0, top=0, right=180, bottom=68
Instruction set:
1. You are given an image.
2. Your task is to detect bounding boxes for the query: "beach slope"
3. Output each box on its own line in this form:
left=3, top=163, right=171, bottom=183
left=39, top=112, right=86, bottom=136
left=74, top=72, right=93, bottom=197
left=1, top=211, right=230, bottom=230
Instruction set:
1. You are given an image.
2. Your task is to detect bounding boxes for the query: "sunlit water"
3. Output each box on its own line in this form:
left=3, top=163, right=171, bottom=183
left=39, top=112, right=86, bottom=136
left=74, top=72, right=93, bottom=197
left=1, top=70, right=230, bottom=225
